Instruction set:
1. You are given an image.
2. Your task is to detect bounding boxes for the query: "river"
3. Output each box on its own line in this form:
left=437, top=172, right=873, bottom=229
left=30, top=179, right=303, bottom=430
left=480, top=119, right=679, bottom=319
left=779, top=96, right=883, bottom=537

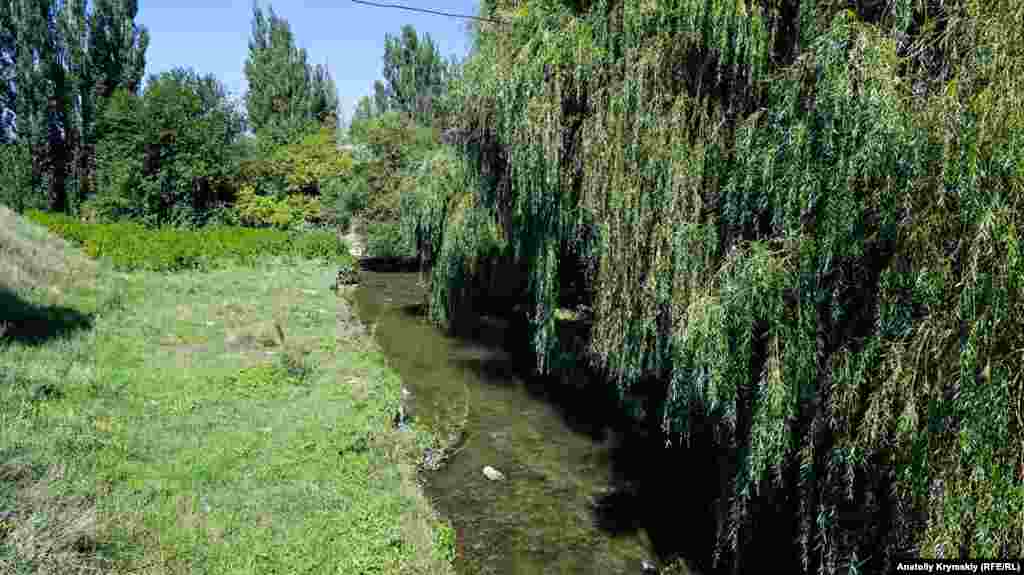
left=354, top=270, right=695, bottom=575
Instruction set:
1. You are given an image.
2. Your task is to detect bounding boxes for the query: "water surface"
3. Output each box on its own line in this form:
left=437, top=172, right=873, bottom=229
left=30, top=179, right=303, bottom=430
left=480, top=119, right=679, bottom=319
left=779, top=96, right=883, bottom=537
left=354, top=271, right=687, bottom=575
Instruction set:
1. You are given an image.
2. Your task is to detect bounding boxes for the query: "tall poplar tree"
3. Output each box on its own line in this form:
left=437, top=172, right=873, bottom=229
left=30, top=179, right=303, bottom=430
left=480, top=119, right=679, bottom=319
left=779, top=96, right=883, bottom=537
left=1, top=0, right=147, bottom=213
left=244, top=2, right=338, bottom=146
left=0, top=1, right=14, bottom=143
left=380, top=25, right=449, bottom=125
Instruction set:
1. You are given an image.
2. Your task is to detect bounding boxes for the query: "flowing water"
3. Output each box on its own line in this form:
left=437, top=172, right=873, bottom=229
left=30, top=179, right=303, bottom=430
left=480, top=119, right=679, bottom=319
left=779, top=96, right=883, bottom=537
left=354, top=270, right=694, bottom=575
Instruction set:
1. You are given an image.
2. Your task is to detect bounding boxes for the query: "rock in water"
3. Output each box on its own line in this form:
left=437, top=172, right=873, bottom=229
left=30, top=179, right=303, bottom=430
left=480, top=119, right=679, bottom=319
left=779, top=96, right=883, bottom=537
left=482, top=466, right=505, bottom=481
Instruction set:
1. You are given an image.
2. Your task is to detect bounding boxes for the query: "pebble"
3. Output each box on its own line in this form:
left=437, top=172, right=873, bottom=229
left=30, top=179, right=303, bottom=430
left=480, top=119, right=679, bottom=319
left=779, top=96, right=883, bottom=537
left=482, top=466, right=505, bottom=481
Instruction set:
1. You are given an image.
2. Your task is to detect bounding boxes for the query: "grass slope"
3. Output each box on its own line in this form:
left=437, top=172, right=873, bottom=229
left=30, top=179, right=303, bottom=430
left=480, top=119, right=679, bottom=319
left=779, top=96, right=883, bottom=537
left=0, top=205, right=455, bottom=574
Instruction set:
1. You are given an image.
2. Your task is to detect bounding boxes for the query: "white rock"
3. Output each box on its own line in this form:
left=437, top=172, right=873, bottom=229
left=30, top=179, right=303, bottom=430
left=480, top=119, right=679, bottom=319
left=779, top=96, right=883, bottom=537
left=482, top=466, right=505, bottom=481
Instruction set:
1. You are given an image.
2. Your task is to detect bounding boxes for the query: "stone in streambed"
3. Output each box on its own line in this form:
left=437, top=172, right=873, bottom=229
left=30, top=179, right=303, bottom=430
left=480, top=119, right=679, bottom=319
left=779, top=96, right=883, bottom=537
left=482, top=466, right=505, bottom=481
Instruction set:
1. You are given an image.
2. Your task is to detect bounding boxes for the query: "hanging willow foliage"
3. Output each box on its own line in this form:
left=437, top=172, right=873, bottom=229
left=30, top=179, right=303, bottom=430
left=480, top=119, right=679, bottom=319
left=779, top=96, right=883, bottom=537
left=403, top=0, right=1024, bottom=571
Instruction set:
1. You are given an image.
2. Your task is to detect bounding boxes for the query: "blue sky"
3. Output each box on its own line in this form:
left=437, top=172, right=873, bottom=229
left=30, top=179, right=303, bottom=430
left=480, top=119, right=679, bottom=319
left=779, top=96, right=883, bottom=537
left=136, top=1, right=479, bottom=125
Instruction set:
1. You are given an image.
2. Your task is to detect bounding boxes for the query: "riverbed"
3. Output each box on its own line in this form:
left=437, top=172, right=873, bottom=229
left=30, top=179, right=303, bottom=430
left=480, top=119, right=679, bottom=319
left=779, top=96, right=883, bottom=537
left=354, top=270, right=692, bottom=575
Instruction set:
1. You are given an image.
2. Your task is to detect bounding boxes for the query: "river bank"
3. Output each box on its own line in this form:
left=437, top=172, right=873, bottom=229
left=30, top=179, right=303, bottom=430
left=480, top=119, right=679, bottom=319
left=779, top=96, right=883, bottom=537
left=0, top=206, right=455, bottom=574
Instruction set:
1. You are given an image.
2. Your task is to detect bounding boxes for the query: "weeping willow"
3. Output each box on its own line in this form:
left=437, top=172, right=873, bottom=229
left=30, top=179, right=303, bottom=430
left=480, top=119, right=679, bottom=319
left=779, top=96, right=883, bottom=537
left=403, top=0, right=1024, bottom=571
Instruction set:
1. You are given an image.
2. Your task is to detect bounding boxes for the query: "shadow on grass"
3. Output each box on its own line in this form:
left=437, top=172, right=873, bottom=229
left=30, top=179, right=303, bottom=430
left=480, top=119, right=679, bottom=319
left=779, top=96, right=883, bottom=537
left=0, top=286, right=94, bottom=346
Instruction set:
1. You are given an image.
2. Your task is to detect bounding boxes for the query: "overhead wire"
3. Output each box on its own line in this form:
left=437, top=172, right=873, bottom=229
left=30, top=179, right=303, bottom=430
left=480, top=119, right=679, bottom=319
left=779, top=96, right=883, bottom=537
left=350, top=0, right=510, bottom=26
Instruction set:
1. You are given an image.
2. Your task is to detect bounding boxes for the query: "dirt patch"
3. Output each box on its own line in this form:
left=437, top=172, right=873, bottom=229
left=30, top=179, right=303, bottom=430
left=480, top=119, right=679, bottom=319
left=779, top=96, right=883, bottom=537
left=224, top=321, right=284, bottom=352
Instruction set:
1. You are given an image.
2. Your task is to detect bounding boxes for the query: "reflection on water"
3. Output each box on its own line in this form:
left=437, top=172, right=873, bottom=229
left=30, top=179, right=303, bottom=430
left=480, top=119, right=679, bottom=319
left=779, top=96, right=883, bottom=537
left=354, top=271, right=693, bottom=575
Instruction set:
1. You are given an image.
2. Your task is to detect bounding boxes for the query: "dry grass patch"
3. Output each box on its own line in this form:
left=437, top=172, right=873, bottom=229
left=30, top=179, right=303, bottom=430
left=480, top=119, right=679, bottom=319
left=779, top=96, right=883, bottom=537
left=0, top=464, right=109, bottom=575
left=0, top=205, right=97, bottom=295
left=223, top=320, right=283, bottom=351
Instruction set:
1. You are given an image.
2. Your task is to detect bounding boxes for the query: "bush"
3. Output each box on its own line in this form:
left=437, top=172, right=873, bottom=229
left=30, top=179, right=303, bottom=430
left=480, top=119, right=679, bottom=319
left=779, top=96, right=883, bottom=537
left=92, top=73, right=245, bottom=228
left=25, top=211, right=351, bottom=272
left=290, top=230, right=349, bottom=263
left=234, top=184, right=329, bottom=230
left=365, top=221, right=414, bottom=258
left=322, top=176, right=369, bottom=232
left=270, top=126, right=352, bottom=195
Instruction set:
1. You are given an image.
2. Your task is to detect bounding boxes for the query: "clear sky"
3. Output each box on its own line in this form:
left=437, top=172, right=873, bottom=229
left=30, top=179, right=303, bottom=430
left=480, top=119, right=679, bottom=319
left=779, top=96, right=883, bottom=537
left=136, top=1, right=479, bottom=125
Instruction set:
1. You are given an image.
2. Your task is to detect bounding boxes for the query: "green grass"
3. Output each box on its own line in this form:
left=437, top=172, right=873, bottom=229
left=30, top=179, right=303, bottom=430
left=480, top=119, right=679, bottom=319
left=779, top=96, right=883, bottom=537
left=0, top=205, right=455, bottom=575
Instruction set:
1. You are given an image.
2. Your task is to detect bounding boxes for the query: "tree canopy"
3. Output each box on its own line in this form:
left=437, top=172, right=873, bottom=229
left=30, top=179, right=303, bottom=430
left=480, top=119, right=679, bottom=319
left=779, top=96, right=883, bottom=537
left=88, top=68, right=246, bottom=227
left=244, top=2, right=338, bottom=146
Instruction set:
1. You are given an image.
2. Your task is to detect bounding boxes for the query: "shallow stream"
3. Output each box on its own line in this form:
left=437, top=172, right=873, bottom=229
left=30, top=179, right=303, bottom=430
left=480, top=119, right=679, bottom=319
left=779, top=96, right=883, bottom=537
left=354, top=271, right=693, bottom=575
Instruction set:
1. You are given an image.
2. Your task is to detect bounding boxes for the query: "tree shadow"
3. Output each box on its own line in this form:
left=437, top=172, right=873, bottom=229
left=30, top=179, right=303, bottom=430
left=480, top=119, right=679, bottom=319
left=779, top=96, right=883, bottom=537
left=0, top=286, right=94, bottom=347
left=442, top=307, right=737, bottom=571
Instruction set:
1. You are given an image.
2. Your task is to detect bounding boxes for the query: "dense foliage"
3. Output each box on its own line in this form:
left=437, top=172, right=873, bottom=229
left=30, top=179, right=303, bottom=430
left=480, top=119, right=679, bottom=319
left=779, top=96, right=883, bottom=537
left=231, top=125, right=353, bottom=229
left=404, top=0, right=1024, bottom=571
left=25, top=209, right=351, bottom=272
left=86, top=69, right=246, bottom=227
left=342, top=23, right=462, bottom=258
left=3, top=1, right=348, bottom=237
left=0, top=0, right=148, bottom=213
left=341, top=110, right=441, bottom=257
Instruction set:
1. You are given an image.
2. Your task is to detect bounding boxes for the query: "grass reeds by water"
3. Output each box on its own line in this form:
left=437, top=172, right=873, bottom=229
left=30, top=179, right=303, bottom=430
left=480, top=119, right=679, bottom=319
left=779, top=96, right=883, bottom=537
left=0, top=205, right=456, bottom=574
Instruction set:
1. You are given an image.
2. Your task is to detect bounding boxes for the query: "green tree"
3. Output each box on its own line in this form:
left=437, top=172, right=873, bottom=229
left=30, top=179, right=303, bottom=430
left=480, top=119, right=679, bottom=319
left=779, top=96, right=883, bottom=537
left=380, top=25, right=449, bottom=125
left=1, top=0, right=147, bottom=213
left=410, top=0, right=1024, bottom=571
left=372, top=79, right=389, bottom=117
left=91, top=69, right=245, bottom=226
left=0, top=2, right=14, bottom=143
left=77, top=0, right=149, bottom=205
left=244, top=2, right=337, bottom=145
left=352, top=95, right=375, bottom=123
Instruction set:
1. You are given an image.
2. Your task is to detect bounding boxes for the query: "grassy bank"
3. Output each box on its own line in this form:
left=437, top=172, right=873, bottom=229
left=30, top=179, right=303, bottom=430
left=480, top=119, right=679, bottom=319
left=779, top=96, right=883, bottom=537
left=0, top=205, right=456, bottom=574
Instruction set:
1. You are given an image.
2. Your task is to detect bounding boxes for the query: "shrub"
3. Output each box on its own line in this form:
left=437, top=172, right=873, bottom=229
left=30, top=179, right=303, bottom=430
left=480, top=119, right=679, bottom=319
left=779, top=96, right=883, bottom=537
left=270, top=126, right=353, bottom=195
left=365, top=221, right=413, bottom=258
left=234, top=184, right=328, bottom=230
left=322, top=176, right=369, bottom=232
left=25, top=211, right=351, bottom=272
left=92, top=73, right=245, bottom=229
left=290, top=230, right=348, bottom=263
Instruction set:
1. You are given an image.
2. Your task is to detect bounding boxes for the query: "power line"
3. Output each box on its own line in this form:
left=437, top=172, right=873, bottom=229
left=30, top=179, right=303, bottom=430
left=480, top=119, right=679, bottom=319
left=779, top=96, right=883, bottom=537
left=350, top=0, right=509, bottom=26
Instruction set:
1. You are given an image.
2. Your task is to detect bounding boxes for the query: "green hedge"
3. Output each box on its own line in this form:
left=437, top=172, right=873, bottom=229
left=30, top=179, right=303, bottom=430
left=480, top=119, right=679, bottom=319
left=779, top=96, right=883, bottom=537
left=25, top=210, right=352, bottom=273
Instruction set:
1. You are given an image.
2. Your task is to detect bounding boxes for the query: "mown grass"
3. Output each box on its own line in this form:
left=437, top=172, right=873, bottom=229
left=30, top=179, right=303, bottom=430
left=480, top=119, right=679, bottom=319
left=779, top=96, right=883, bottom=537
left=0, top=205, right=456, bottom=574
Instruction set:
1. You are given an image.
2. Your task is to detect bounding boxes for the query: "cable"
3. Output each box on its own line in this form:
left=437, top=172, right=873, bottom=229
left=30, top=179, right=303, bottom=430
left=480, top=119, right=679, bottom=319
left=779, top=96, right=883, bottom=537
left=350, top=0, right=509, bottom=26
